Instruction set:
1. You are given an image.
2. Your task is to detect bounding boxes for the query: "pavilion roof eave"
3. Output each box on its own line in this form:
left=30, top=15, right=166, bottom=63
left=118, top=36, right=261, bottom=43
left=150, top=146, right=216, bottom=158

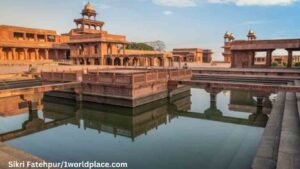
left=74, top=18, right=104, bottom=25
left=68, top=39, right=128, bottom=44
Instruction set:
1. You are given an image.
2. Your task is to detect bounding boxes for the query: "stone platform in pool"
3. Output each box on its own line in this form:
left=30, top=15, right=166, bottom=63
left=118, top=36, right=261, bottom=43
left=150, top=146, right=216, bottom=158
left=41, top=68, right=192, bottom=107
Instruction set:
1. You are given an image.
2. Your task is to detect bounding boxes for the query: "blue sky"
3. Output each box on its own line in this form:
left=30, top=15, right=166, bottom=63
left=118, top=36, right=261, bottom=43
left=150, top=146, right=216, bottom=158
left=0, top=0, right=300, bottom=60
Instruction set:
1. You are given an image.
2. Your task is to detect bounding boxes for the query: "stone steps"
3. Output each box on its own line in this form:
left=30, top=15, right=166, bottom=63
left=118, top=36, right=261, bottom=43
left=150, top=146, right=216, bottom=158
left=252, top=92, right=285, bottom=169
left=0, top=79, right=41, bottom=90
left=252, top=81, right=300, bottom=169
left=276, top=87, right=300, bottom=169
left=192, top=74, right=291, bottom=84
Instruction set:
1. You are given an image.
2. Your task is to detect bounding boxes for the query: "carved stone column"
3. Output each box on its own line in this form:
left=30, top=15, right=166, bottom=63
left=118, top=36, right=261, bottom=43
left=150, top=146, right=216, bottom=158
left=54, top=49, right=58, bottom=60
left=24, top=48, right=28, bottom=60
left=45, top=49, right=49, bottom=60
left=287, top=49, right=293, bottom=68
left=35, top=49, right=39, bottom=61
left=266, top=50, right=273, bottom=67
left=12, top=48, right=16, bottom=60
left=0, top=47, right=3, bottom=60
left=111, top=57, right=115, bottom=65
left=120, top=58, right=124, bottom=66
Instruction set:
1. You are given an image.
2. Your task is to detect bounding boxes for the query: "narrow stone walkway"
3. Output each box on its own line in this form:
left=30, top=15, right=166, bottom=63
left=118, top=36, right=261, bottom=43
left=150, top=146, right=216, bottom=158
left=252, top=92, right=285, bottom=169
left=252, top=81, right=300, bottom=169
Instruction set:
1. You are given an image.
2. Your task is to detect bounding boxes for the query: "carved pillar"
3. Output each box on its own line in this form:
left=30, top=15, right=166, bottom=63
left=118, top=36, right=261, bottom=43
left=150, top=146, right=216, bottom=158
left=251, top=51, right=255, bottom=67
left=55, top=50, right=59, bottom=61
left=248, top=51, right=255, bottom=67
left=150, top=57, right=154, bottom=67
left=90, top=58, right=95, bottom=65
left=266, top=50, right=273, bottom=67
left=34, top=34, right=37, bottom=41
left=120, top=58, right=124, bottom=66
left=287, top=50, right=293, bottom=68
left=64, top=50, right=67, bottom=60
left=45, top=49, right=49, bottom=60
left=162, top=57, right=165, bottom=67
left=12, top=48, right=16, bottom=60
left=0, top=47, right=3, bottom=60
left=35, top=49, right=39, bottom=60
left=24, top=48, right=28, bottom=60
left=111, top=57, right=115, bottom=65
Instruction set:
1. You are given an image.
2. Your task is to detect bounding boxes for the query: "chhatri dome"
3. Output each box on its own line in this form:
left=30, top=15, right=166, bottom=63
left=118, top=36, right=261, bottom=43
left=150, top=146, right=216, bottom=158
left=247, top=30, right=256, bottom=40
left=224, top=31, right=230, bottom=39
left=84, top=2, right=95, bottom=11
left=81, top=2, right=97, bottom=18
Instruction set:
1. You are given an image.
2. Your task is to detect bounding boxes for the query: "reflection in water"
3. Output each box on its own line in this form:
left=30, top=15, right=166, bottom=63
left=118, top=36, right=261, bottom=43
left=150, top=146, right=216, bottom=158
left=0, top=88, right=272, bottom=169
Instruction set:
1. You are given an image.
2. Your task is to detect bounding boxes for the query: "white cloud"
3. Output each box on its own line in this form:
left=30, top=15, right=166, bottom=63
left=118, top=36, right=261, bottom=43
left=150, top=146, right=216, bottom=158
left=208, top=0, right=296, bottom=6
left=163, top=10, right=173, bottom=15
left=152, top=0, right=197, bottom=7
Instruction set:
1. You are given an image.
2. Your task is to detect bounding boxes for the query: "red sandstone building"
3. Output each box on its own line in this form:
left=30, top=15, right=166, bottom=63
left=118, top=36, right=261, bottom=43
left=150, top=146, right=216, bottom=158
left=172, top=48, right=213, bottom=64
left=0, top=2, right=213, bottom=67
left=223, top=30, right=300, bottom=68
left=0, top=25, right=69, bottom=62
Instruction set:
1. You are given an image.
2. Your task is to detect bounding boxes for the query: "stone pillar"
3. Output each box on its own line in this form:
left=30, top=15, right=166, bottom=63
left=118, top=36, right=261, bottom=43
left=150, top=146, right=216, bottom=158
left=0, top=47, right=3, bottom=60
left=34, top=34, right=38, bottom=41
left=150, top=58, right=154, bottom=67
left=210, top=93, right=217, bottom=109
left=11, top=48, right=16, bottom=60
left=45, top=49, right=49, bottom=60
left=251, top=51, right=255, bottom=67
left=35, top=49, right=39, bottom=60
left=63, top=50, right=67, bottom=60
left=24, top=48, right=28, bottom=60
left=111, top=57, right=115, bottom=65
left=90, top=58, right=95, bottom=65
left=120, top=58, right=124, bottom=66
left=266, top=50, right=273, bottom=67
left=231, top=54, right=235, bottom=68
left=248, top=51, right=255, bottom=67
left=55, top=50, right=59, bottom=61
left=287, top=50, right=293, bottom=68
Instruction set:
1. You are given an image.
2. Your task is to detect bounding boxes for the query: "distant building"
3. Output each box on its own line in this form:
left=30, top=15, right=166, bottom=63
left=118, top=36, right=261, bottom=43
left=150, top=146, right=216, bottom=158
left=67, top=2, right=127, bottom=65
left=222, top=30, right=300, bottom=68
left=67, top=2, right=173, bottom=66
left=0, top=25, right=69, bottom=62
left=172, top=48, right=213, bottom=64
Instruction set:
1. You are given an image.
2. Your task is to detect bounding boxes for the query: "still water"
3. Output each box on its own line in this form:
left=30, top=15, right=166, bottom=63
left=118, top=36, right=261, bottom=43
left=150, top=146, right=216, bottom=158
left=0, top=88, right=273, bottom=169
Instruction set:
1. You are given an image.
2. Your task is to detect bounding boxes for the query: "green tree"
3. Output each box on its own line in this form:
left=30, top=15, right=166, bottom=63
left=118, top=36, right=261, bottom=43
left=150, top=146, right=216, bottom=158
left=126, top=42, right=154, bottom=51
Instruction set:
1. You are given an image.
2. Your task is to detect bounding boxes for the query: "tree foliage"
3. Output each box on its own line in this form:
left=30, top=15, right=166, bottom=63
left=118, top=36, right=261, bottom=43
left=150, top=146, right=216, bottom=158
left=144, top=40, right=166, bottom=51
left=126, top=42, right=154, bottom=51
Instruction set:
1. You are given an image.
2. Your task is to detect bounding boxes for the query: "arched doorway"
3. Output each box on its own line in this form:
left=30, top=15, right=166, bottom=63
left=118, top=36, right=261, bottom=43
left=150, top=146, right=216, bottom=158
left=39, top=49, right=46, bottom=60
left=95, top=58, right=100, bottom=65
left=79, top=58, right=84, bottom=65
left=133, top=57, right=139, bottom=66
left=106, top=57, right=112, bottom=65
left=114, top=57, right=121, bottom=66
left=154, top=57, right=163, bottom=67
left=123, top=57, right=130, bottom=66
left=2, top=48, right=12, bottom=60
left=16, top=48, right=25, bottom=60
